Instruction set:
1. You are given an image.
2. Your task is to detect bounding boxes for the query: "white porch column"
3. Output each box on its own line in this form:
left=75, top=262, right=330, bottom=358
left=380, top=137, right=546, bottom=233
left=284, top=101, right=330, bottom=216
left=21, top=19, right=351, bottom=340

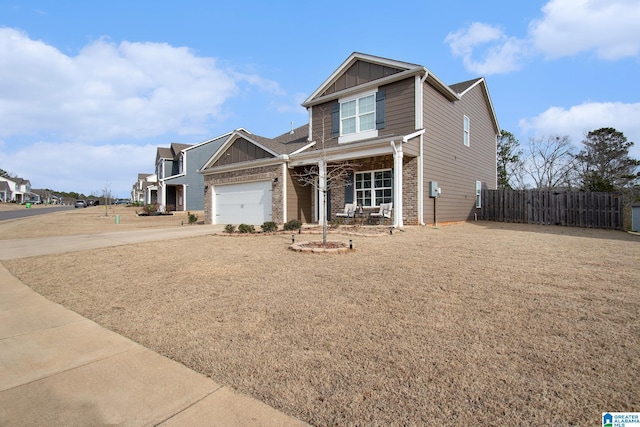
left=391, top=141, right=404, bottom=228
left=318, top=159, right=326, bottom=224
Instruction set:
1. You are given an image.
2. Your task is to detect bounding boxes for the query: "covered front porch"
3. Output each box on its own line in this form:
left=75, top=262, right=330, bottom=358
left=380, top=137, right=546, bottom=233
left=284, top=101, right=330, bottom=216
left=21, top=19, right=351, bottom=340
left=286, top=133, right=422, bottom=228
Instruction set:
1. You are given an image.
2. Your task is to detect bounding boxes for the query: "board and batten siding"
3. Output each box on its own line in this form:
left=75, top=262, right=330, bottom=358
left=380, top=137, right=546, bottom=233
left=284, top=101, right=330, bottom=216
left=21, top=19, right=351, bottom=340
left=422, top=81, right=497, bottom=223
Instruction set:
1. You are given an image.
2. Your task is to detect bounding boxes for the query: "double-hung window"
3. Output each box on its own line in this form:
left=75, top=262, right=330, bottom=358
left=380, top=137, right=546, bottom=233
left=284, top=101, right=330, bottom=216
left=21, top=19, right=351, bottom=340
left=355, top=169, right=393, bottom=207
left=339, top=90, right=378, bottom=143
left=463, top=115, right=470, bottom=146
left=475, top=180, right=482, bottom=208
left=178, top=154, right=184, bottom=175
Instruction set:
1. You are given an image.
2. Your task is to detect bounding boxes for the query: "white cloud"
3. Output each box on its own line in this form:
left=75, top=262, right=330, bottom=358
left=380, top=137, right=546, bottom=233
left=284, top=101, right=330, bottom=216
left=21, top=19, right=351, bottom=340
left=446, top=0, right=640, bottom=74
left=530, top=0, right=640, bottom=60
left=274, top=92, right=309, bottom=115
left=1, top=141, right=158, bottom=197
left=444, top=23, right=528, bottom=75
left=0, top=28, right=283, bottom=141
left=519, top=101, right=640, bottom=158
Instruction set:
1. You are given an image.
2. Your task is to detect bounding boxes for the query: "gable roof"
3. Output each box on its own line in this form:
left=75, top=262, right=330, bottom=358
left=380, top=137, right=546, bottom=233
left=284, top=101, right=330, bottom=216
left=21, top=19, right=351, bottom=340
left=155, top=143, right=192, bottom=164
left=303, top=52, right=460, bottom=107
left=449, top=78, right=483, bottom=95
left=450, top=77, right=500, bottom=133
left=156, top=147, right=173, bottom=163
left=200, top=124, right=311, bottom=171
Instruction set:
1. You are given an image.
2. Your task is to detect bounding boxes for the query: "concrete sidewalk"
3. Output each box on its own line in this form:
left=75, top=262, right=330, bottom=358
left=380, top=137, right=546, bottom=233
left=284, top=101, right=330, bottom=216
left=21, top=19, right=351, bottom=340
left=0, top=228, right=309, bottom=426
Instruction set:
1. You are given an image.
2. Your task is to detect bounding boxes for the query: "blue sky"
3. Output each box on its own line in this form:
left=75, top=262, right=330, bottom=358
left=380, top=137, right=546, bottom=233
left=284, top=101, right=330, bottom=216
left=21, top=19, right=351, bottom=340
left=1, top=0, right=638, bottom=197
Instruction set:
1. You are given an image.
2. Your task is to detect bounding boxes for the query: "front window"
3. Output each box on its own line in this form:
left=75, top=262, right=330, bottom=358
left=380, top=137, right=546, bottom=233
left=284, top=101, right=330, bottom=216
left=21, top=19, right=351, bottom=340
left=355, top=169, right=392, bottom=207
left=339, top=90, right=378, bottom=143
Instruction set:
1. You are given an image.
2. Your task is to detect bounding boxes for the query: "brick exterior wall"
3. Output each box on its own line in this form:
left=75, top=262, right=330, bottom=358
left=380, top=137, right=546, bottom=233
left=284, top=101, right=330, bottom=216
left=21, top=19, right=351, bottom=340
left=327, top=154, right=420, bottom=225
left=203, top=164, right=282, bottom=225
left=402, top=156, right=419, bottom=225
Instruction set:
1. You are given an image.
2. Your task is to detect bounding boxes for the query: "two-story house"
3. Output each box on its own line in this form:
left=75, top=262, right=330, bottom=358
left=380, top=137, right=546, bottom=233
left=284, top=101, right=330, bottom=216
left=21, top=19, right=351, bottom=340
left=155, top=130, right=241, bottom=212
left=200, top=52, right=499, bottom=226
left=131, top=173, right=155, bottom=205
left=0, top=176, right=32, bottom=203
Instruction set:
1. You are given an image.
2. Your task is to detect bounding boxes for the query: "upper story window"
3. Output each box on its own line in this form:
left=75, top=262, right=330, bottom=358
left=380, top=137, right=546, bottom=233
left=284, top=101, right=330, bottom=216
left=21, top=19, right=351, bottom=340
left=157, top=160, right=164, bottom=180
left=463, top=115, right=470, bottom=147
left=333, top=89, right=384, bottom=144
left=178, top=154, right=184, bottom=174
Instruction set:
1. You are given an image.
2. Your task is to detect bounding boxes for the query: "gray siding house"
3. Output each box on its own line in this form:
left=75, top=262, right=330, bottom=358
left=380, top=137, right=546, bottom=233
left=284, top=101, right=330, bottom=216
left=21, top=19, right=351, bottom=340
left=156, top=132, right=234, bottom=212
left=200, top=52, right=499, bottom=226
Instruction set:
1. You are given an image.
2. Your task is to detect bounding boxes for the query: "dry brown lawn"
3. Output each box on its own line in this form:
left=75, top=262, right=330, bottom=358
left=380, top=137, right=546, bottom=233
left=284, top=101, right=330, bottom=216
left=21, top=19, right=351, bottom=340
left=3, top=208, right=639, bottom=426
left=0, top=204, right=199, bottom=239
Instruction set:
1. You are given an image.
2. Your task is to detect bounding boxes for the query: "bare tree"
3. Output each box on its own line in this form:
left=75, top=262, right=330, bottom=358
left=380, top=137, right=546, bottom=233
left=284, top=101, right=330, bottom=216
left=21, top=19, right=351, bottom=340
left=102, top=182, right=112, bottom=216
left=295, top=161, right=358, bottom=245
left=522, top=135, right=578, bottom=190
left=294, top=106, right=358, bottom=244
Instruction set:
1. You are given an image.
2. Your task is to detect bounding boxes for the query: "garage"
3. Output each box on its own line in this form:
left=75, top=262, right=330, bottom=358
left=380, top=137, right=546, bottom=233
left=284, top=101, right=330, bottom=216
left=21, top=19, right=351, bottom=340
left=214, top=181, right=272, bottom=225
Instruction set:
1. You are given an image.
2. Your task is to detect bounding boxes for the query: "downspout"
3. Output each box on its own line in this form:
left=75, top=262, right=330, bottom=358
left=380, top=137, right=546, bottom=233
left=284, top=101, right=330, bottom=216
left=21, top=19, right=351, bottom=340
left=307, top=107, right=313, bottom=141
left=417, top=72, right=428, bottom=226
left=390, top=140, right=403, bottom=228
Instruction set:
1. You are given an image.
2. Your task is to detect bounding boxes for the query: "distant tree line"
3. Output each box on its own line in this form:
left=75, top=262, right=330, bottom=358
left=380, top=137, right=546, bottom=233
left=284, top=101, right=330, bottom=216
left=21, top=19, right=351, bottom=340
left=497, top=127, right=639, bottom=193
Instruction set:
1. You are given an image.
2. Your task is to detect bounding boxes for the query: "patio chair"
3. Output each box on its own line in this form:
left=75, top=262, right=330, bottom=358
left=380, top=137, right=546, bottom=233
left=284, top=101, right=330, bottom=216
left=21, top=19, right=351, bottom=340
left=335, top=202, right=356, bottom=223
left=369, top=202, right=393, bottom=224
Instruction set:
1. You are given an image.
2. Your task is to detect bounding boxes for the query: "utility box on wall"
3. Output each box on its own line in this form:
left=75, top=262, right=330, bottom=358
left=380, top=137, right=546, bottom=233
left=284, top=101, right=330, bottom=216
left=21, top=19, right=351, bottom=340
left=429, top=181, right=439, bottom=198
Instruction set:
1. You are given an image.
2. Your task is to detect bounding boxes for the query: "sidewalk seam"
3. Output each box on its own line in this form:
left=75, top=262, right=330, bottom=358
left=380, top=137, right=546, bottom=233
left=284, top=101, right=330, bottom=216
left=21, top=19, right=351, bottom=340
left=154, top=384, right=225, bottom=426
left=0, top=345, right=140, bottom=393
left=0, top=316, right=87, bottom=341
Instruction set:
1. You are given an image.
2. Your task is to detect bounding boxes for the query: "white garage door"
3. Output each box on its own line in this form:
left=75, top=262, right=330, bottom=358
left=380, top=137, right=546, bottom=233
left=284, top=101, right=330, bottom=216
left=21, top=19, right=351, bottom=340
left=214, top=181, right=272, bottom=225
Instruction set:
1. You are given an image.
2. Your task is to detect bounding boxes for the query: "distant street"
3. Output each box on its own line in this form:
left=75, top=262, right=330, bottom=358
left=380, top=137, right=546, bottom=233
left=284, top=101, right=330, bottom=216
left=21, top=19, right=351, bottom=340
left=0, top=206, right=73, bottom=221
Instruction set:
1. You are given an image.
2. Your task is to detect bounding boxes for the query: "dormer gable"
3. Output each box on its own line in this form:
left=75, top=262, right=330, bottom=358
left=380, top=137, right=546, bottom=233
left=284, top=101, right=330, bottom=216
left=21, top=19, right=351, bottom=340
left=201, top=131, right=280, bottom=170
left=212, top=137, right=275, bottom=167
left=303, top=52, right=424, bottom=107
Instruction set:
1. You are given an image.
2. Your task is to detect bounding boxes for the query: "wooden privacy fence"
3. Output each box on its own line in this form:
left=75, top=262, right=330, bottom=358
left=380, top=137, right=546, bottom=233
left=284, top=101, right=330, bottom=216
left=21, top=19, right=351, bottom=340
left=481, top=190, right=624, bottom=229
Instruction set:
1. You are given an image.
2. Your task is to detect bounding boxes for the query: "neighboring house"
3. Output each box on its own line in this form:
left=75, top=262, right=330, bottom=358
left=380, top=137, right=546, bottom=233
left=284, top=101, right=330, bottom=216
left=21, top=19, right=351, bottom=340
left=31, top=189, right=59, bottom=204
left=0, top=176, right=33, bottom=203
left=131, top=173, right=154, bottom=204
left=155, top=130, right=238, bottom=212
left=0, top=180, right=10, bottom=202
left=200, top=52, right=499, bottom=226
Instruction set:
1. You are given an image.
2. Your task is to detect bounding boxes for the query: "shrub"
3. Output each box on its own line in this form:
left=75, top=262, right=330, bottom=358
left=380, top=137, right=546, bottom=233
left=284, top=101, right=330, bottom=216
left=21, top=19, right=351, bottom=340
left=143, top=203, right=158, bottom=215
left=238, top=223, right=255, bottom=234
left=283, top=219, right=302, bottom=231
left=224, top=224, right=236, bottom=233
left=261, top=221, right=278, bottom=233
left=329, top=218, right=341, bottom=229
left=187, top=211, right=198, bottom=224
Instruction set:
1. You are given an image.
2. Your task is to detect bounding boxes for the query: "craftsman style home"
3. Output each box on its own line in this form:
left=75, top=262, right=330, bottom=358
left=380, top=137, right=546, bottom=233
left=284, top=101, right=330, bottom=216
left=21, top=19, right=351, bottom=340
left=200, top=52, right=499, bottom=226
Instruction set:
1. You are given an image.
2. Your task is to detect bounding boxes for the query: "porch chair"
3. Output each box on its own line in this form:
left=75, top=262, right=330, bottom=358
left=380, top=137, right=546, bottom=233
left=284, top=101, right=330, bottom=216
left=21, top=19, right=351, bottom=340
left=369, top=202, right=393, bottom=224
left=335, top=202, right=357, bottom=223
